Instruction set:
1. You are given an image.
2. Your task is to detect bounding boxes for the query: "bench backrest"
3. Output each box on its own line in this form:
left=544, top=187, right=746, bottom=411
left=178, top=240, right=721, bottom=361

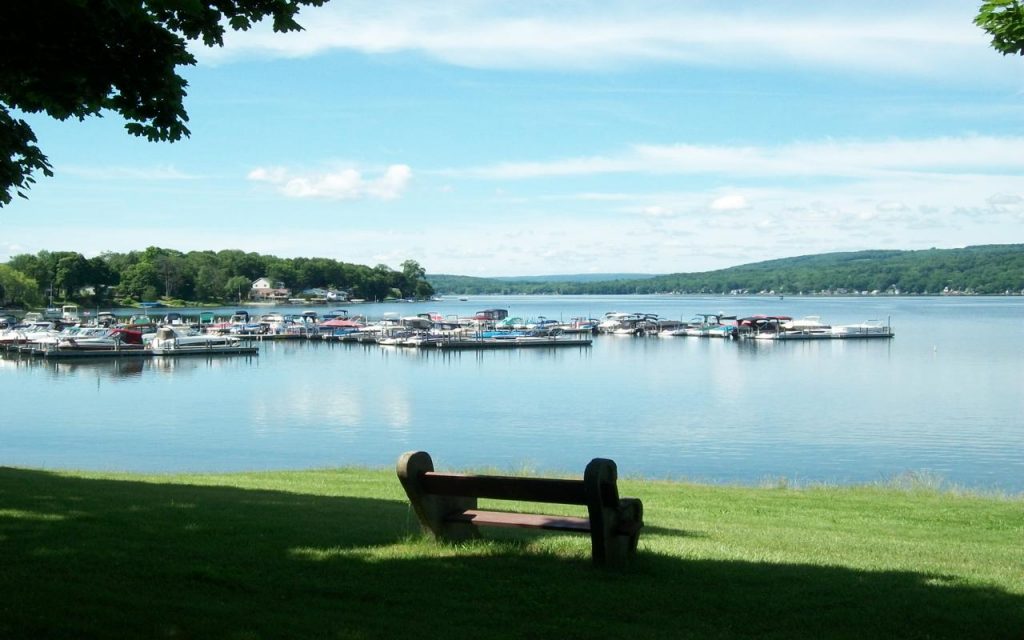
left=399, top=451, right=621, bottom=508
left=421, top=472, right=588, bottom=505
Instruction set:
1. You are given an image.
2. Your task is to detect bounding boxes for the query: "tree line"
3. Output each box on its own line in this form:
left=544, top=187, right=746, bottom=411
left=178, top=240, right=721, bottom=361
left=427, top=245, right=1024, bottom=296
left=0, top=247, right=434, bottom=308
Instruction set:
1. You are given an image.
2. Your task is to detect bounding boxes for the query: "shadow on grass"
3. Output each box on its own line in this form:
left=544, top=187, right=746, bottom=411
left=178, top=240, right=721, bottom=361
left=1, top=467, right=1021, bottom=640
left=641, top=524, right=706, bottom=537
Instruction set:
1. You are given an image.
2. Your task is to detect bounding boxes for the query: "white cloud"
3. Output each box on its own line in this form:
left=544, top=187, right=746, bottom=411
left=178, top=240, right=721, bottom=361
left=640, top=205, right=675, bottom=218
left=710, top=195, right=749, bottom=211
left=365, top=164, right=413, bottom=200
left=876, top=201, right=911, bottom=212
left=246, top=166, right=288, bottom=183
left=0, top=242, right=34, bottom=263
left=248, top=164, right=412, bottom=200
left=442, top=136, right=1024, bottom=181
left=199, top=1, right=1004, bottom=83
left=987, top=193, right=1024, bottom=212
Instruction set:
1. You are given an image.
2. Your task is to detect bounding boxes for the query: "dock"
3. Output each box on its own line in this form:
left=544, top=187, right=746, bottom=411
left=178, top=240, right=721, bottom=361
left=4, top=344, right=258, bottom=359
left=435, top=335, right=592, bottom=350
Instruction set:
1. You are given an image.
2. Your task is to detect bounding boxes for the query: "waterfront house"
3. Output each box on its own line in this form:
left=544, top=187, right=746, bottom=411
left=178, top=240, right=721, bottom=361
left=251, top=278, right=291, bottom=302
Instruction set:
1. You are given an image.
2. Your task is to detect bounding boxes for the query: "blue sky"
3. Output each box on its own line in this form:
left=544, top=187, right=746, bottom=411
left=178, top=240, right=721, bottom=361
left=5, top=1, right=1024, bottom=276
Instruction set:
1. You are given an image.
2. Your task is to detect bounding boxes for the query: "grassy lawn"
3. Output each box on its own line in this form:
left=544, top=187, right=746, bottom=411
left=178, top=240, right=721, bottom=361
left=1, top=466, right=1021, bottom=639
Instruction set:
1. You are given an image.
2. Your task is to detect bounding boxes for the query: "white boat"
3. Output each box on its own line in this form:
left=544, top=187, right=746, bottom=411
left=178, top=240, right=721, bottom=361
left=556, top=317, right=599, bottom=334
left=782, top=316, right=830, bottom=331
left=54, top=326, right=122, bottom=348
left=747, top=315, right=894, bottom=340
left=830, top=321, right=894, bottom=339
left=148, top=326, right=255, bottom=355
left=400, top=316, right=433, bottom=330
left=400, top=332, right=445, bottom=348
left=602, top=312, right=659, bottom=335
left=597, top=312, right=632, bottom=333
left=55, top=328, right=147, bottom=351
left=377, top=329, right=416, bottom=346
left=680, top=313, right=738, bottom=338
left=0, top=321, right=60, bottom=345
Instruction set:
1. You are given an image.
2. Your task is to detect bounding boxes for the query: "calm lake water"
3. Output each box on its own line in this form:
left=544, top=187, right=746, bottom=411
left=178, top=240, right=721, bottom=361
left=3, top=295, right=1023, bottom=493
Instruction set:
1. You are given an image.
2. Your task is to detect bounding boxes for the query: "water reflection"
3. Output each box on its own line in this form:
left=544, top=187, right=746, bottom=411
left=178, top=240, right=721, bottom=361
left=2, top=296, right=1023, bottom=492
left=149, top=353, right=259, bottom=374
left=0, top=353, right=148, bottom=380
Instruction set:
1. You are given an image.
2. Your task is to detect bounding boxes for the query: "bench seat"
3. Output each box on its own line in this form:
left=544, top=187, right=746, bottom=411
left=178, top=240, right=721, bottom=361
left=449, top=509, right=592, bottom=532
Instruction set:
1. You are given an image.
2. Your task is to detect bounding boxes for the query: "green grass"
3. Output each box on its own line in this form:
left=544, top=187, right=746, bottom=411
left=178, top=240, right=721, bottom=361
left=1, top=466, right=1021, bottom=639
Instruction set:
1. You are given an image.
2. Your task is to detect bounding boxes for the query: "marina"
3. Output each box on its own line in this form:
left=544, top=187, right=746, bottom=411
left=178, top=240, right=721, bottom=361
left=1, top=295, right=1021, bottom=494
left=0, top=303, right=894, bottom=358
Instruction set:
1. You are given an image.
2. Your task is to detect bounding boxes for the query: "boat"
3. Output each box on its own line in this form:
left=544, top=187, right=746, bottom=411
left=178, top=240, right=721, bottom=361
left=401, top=332, right=446, bottom=348
left=53, top=327, right=125, bottom=348
left=226, top=310, right=266, bottom=335
left=596, top=312, right=660, bottom=335
left=11, top=327, right=149, bottom=357
left=401, top=316, right=433, bottom=330
left=763, top=316, right=835, bottom=340
left=0, top=320, right=60, bottom=346
left=55, top=328, right=147, bottom=352
left=474, top=309, right=508, bottom=322
left=126, top=314, right=158, bottom=332
left=742, top=315, right=894, bottom=340
left=706, top=324, right=738, bottom=339
left=161, top=312, right=188, bottom=326
left=148, top=326, right=256, bottom=355
left=736, top=316, right=792, bottom=339
left=96, top=311, right=118, bottom=326
left=376, top=324, right=423, bottom=346
left=556, top=317, right=599, bottom=334
left=319, top=317, right=365, bottom=341
left=597, top=312, right=631, bottom=333
left=678, top=313, right=737, bottom=338
left=829, top=320, right=895, bottom=339
left=609, top=314, right=660, bottom=336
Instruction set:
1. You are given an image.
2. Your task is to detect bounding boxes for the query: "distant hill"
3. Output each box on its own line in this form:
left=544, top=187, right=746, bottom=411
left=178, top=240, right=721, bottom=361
left=493, top=273, right=655, bottom=283
left=427, top=245, right=1024, bottom=295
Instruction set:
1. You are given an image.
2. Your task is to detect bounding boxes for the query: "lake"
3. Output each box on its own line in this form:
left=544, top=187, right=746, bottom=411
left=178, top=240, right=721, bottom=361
left=2, top=295, right=1022, bottom=493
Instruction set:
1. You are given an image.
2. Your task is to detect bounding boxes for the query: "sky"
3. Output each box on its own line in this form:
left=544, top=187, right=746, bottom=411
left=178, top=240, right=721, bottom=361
left=4, top=0, right=1024, bottom=277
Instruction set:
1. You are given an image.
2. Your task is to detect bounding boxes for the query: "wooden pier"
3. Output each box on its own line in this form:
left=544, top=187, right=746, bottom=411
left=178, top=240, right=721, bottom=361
left=436, top=335, right=592, bottom=350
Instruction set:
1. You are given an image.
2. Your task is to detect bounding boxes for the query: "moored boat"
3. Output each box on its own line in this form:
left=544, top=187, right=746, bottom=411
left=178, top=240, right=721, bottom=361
left=829, top=320, right=894, bottom=339
left=148, top=326, right=257, bottom=355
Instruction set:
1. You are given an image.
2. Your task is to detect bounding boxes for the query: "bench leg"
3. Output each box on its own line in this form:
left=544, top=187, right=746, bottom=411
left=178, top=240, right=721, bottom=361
left=585, top=459, right=644, bottom=567
left=397, top=451, right=479, bottom=542
left=606, top=498, right=643, bottom=568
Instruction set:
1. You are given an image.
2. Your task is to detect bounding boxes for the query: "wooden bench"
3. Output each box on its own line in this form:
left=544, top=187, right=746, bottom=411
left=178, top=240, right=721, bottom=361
left=396, top=451, right=643, bottom=566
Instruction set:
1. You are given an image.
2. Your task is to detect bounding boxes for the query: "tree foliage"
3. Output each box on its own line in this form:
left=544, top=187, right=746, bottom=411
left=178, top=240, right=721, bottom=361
left=427, top=245, right=1024, bottom=296
left=1, top=247, right=434, bottom=307
left=0, top=0, right=325, bottom=206
left=976, top=0, right=1024, bottom=56
left=0, top=264, right=42, bottom=307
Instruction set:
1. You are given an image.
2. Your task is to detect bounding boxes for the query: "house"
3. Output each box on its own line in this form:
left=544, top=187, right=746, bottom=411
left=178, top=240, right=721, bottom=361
left=301, top=287, right=350, bottom=302
left=251, top=277, right=291, bottom=302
